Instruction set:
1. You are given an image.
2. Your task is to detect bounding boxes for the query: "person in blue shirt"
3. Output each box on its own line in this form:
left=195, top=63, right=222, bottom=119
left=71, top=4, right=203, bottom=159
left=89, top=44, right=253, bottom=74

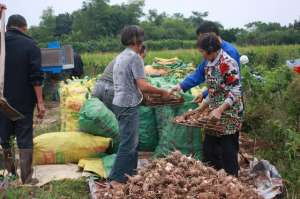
left=171, top=21, right=241, bottom=103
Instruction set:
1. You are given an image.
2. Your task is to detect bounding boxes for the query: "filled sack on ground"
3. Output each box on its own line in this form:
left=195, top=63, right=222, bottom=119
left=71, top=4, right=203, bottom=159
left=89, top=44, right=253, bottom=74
left=60, top=78, right=95, bottom=131
left=78, top=154, right=116, bottom=178
left=33, top=132, right=111, bottom=165
left=79, top=98, right=119, bottom=140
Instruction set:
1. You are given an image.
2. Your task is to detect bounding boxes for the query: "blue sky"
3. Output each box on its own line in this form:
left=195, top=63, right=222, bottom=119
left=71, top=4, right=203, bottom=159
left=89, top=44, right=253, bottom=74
left=2, top=0, right=300, bottom=28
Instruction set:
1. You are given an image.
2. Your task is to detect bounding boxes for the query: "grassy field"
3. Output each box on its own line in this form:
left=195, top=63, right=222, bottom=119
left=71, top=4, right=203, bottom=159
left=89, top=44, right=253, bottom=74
left=82, top=44, right=300, bottom=77
left=3, top=179, right=89, bottom=199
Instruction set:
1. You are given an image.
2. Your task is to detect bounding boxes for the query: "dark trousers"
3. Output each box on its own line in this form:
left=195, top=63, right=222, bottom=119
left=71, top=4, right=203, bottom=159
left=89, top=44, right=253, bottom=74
left=0, top=112, right=34, bottom=149
left=203, top=132, right=239, bottom=176
left=108, top=105, right=139, bottom=183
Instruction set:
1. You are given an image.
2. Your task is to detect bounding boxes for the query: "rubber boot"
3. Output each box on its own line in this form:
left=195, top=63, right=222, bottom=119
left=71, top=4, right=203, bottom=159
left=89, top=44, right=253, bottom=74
left=19, top=149, right=38, bottom=185
left=2, top=148, right=16, bottom=175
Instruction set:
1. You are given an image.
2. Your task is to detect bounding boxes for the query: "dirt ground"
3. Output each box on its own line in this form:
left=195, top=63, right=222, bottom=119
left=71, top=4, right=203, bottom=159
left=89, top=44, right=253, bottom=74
left=33, top=101, right=61, bottom=136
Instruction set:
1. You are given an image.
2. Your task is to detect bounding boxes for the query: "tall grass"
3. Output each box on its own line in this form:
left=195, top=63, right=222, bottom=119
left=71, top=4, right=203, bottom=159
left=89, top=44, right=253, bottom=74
left=82, top=44, right=300, bottom=77
left=82, top=52, right=118, bottom=77
left=238, top=44, right=300, bottom=67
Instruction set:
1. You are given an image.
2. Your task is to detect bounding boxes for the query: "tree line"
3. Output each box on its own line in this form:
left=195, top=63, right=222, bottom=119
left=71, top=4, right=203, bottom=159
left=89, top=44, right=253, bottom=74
left=28, top=0, right=300, bottom=52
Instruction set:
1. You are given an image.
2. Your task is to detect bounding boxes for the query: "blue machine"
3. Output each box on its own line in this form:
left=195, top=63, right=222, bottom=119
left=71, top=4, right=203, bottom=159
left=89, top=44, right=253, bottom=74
left=41, top=41, right=74, bottom=74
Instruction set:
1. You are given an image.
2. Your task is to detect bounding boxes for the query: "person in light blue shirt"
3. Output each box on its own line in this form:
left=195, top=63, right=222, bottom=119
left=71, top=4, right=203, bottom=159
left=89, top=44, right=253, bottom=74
left=171, top=21, right=241, bottom=103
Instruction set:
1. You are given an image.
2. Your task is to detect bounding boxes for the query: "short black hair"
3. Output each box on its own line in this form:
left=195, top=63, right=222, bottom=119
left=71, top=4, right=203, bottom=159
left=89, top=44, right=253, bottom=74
left=196, top=21, right=220, bottom=36
left=121, top=25, right=144, bottom=46
left=7, top=14, right=27, bottom=28
left=196, top=33, right=221, bottom=54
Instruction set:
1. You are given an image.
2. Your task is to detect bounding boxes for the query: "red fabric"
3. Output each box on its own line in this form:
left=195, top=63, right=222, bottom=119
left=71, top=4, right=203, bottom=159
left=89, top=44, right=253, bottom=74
left=226, top=75, right=236, bottom=84
left=293, top=66, right=300, bottom=74
left=219, top=63, right=229, bottom=75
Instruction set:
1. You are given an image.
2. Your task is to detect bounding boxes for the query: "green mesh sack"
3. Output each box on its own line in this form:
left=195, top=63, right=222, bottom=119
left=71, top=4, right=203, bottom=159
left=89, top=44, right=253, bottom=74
left=138, top=106, right=159, bottom=152
left=79, top=98, right=119, bottom=140
left=145, top=77, right=202, bottom=159
left=154, top=102, right=202, bottom=159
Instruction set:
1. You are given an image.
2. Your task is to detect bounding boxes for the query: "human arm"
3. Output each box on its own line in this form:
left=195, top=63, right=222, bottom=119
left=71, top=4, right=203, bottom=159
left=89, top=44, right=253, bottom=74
left=208, top=102, right=230, bottom=120
left=34, top=86, right=45, bottom=119
left=197, top=98, right=209, bottom=113
left=171, top=61, right=207, bottom=94
left=193, top=88, right=209, bottom=103
left=136, top=79, right=170, bottom=99
left=179, top=61, right=207, bottom=91
left=29, top=43, right=45, bottom=119
left=132, top=55, right=170, bottom=99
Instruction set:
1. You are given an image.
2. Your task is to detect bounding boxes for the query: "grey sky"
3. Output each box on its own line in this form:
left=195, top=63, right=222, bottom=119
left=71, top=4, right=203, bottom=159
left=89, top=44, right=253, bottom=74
left=2, top=0, right=300, bottom=28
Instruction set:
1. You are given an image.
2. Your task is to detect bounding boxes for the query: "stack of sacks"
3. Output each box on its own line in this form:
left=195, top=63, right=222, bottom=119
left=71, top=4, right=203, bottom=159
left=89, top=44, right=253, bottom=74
left=59, top=78, right=95, bottom=131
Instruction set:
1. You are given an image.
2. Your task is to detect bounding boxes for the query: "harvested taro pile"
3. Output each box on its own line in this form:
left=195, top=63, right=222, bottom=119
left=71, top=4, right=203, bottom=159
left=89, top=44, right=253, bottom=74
left=99, top=151, right=262, bottom=199
left=174, top=108, right=226, bottom=133
left=174, top=108, right=210, bottom=122
left=142, top=93, right=184, bottom=106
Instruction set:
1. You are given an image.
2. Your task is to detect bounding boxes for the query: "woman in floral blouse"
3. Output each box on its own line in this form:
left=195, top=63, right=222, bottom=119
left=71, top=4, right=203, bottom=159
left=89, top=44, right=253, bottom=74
left=196, top=33, right=243, bottom=176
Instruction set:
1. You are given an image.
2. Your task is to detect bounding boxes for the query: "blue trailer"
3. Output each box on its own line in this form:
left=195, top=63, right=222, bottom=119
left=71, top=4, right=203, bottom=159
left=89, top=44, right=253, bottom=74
left=41, top=41, right=75, bottom=74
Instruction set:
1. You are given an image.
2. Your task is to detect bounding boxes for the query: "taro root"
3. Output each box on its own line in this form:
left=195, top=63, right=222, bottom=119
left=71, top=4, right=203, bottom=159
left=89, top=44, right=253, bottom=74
left=174, top=109, right=225, bottom=133
left=97, top=151, right=262, bottom=199
left=142, top=92, right=184, bottom=106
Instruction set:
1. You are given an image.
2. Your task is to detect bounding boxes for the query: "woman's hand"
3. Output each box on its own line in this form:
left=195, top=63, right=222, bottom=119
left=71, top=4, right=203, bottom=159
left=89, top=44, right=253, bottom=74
left=209, top=102, right=231, bottom=121
left=209, top=108, right=222, bottom=121
left=170, top=84, right=182, bottom=94
left=37, top=102, right=46, bottom=119
left=161, top=90, right=172, bottom=100
left=193, top=93, right=204, bottom=103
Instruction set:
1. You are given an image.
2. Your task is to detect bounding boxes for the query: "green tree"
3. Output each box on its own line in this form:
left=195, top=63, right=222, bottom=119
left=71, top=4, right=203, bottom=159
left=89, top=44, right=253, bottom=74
left=55, top=13, right=73, bottom=36
left=147, top=9, right=166, bottom=26
left=28, top=7, right=56, bottom=43
left=72, top=0, right=144, bottom=40
left=188, top=11, right=208, bottom=26
left=290, top=19, right=300, bottom=30
left=245, top=21, right=282, bottom=32
left=220, top=28, right=244, bottom=42
left=27, top=1, right=300, bottom=48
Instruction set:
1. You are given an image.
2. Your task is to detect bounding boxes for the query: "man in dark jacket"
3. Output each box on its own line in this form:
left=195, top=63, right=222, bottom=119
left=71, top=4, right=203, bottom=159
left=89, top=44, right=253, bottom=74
left=0, top=14, right=45, bottom=184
